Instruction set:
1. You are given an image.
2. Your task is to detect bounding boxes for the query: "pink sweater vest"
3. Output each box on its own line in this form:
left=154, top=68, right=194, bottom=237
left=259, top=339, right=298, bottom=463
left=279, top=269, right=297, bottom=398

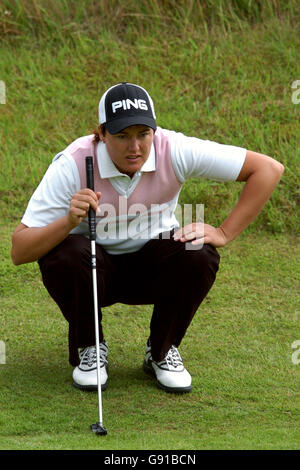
left=65, top=129, right=182, bottom=213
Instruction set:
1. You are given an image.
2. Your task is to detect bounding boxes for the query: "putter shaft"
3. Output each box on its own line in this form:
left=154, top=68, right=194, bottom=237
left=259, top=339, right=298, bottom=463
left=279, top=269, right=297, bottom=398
left=85, top=156, right=106, bottom=435
left=91, top=239, right=104, bottom=427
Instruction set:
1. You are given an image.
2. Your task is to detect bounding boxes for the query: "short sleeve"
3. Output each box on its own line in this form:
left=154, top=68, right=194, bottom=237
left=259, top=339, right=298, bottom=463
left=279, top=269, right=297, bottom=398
left=161, top=128, right=246, bottom=183
left=21, top=153, right=80, bottom=228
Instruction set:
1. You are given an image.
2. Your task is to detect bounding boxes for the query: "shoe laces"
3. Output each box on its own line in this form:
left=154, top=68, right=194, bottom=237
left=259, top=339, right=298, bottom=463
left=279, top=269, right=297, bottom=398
left=80, top=344, right=108, bottom=368
left=162, top=345, right=183, bottom=369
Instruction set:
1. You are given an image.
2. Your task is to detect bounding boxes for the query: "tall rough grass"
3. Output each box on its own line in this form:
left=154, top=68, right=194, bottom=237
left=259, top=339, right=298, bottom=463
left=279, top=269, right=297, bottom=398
left=1, top=0, right=299, bottom=43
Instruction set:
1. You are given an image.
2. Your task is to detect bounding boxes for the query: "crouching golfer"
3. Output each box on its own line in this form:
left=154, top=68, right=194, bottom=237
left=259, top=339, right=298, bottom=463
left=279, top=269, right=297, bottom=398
left=11, top=82, right=284, bottom=393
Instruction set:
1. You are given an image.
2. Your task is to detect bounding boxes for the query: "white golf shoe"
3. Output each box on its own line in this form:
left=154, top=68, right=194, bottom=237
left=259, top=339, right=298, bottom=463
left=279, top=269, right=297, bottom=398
left=143, top=341, right=192, bottom=393
left=72, top=341, right=108, bottom=391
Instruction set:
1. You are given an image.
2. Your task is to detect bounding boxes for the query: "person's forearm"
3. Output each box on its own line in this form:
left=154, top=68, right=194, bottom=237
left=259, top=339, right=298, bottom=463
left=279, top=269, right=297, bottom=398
left=11, top=216, right=76, bottom=265
left=219, top=159, right=284, bottom=243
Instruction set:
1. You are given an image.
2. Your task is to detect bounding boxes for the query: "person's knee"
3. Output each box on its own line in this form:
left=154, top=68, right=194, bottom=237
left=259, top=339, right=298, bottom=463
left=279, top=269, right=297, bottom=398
left=60, top=235, right=89, bottom=264
left=39, top=235, right=89, bottom=272
left=183, top=243, right=220, bottom=276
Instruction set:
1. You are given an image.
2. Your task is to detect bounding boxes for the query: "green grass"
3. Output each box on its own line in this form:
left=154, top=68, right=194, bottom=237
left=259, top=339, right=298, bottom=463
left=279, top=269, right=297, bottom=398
left=1, top=1, right=299, bottom=231
left=0, top=0, right=300, bottom=450
left=0, top=223, right=299, bottom=450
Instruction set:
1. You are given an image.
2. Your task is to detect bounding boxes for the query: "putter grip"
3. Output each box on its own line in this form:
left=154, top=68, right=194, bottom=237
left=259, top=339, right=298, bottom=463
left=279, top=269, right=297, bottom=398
left=85, top=156, right=96, bottom=240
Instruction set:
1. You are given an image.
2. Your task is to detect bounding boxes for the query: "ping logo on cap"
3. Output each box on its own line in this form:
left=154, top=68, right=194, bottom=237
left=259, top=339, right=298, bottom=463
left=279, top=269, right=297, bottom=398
left=99, top=82, right=156, bottom=134
left=112, top=99, right=148, bottom=114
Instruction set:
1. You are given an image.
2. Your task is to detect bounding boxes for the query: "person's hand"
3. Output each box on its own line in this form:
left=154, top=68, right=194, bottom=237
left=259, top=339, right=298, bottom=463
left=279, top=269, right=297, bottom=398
left=68, top=189, right=101, bottom=228
left=173, top=223, right=228, bottom=248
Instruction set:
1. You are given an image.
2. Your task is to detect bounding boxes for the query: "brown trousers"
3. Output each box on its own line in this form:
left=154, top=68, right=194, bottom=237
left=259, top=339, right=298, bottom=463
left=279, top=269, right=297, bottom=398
left=38, top=231, right=220, bottom=366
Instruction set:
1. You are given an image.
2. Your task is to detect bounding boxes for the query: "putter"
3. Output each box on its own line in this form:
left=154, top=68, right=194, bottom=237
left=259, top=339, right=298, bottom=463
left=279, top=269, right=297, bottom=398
left=85, top=156, right=107, bottom=436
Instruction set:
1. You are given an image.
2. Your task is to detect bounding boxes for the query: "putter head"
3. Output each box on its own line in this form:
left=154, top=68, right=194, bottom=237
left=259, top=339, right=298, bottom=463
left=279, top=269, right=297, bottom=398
left=91, top=422, right=107, bottom=435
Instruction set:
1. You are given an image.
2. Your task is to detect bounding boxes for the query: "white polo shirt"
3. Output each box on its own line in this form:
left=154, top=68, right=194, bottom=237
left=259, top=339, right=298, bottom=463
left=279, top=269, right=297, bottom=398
left=21, top=127, right=246, bottom=254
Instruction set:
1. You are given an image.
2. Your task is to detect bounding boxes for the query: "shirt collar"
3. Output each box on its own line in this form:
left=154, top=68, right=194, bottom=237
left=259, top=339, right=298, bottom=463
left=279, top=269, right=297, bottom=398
left=97, top=141, right=156, bottom=179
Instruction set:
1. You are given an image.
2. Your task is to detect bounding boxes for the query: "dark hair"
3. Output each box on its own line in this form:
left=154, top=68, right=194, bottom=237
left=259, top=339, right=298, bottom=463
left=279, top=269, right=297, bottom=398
left=93, top=123, right=106, bottom=142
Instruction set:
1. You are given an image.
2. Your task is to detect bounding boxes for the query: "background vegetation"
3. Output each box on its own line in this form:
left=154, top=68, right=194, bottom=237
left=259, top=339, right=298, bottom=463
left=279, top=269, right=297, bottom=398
left=0, top=0, right=299, bottom=450
left=1, top=0, right=299, bottom=232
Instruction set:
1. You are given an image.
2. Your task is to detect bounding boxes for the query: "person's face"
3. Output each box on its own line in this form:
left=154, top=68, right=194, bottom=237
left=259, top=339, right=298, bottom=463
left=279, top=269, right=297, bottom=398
left=99, top=125, right=155, bottom=178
